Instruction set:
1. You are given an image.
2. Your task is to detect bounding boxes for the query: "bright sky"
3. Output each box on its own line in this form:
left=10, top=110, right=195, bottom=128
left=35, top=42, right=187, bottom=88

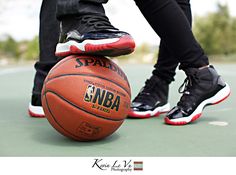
left=0, top=0, right=235, bottom=45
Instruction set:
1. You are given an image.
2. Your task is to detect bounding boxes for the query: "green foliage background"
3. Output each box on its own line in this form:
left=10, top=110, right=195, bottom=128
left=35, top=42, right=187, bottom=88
left=194, top=4, right=236, bottom=56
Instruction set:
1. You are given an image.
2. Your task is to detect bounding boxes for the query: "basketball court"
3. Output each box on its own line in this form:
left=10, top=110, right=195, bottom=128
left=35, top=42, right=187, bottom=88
left=0, top=63, right=235, bottom=156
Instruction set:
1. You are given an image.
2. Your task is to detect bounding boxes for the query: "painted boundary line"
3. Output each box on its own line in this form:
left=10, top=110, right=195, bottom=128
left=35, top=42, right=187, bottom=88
left=0, top=67, right=32, bottom=76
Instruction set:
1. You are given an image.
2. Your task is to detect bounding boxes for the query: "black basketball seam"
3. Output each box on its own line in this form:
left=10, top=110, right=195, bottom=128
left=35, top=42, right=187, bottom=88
left=45, top=90, right=125, bottom=122
left=45, top=73, right=131, bottom=97
left=43, top=91, right=85, bottom=140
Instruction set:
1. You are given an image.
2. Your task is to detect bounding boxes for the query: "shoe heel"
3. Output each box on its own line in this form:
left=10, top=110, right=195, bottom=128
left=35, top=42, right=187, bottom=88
left=211, top=83, right=230, bottom=105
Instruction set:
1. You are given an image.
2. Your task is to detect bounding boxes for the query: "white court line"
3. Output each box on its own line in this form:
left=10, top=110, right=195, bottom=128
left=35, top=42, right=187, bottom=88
left=0, top=67, right=32, bottom=76
left=209, top=121, right=229, bottom=126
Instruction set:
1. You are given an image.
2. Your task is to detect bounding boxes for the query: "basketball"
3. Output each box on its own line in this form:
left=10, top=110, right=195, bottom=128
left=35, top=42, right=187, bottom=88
left=41, top=55, right=131, bottom=141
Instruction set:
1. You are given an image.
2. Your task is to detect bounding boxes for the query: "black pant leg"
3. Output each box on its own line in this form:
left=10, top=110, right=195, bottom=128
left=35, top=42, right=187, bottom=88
left=39, top=0, right=59, bottom=62
left=153, top=0, right=192, bottom=84
left=32, top=0, right=60, bottom=95
left=56, top=0, right=108, bottom=19
left=134, top=0, right=209, bottom=71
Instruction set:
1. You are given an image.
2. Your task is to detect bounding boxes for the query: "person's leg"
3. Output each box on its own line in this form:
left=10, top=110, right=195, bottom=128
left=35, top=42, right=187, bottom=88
left=29, top=0, right=135, bottom=117
left=134, top=0, right=208, bottom=69
left=55, top=0, right=135, bottom=57
left=133, top=0, right=230, bottom=124
left=153, top=0, right=192, bottom=84
left=29, top=0, right=60, bottom=117
left=129, top=0, right=192, bottom=118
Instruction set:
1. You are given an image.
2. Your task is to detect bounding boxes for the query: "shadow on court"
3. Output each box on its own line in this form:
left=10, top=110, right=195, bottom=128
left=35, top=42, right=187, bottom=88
left=30, top=125, right=121, bottom=148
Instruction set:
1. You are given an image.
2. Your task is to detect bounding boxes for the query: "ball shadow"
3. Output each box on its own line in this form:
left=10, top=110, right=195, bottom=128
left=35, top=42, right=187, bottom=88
left=30, top=120, right=121, bottom=147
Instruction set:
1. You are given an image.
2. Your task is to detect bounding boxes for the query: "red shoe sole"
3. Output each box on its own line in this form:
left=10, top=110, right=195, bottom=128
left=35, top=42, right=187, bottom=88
left=165, top=90, right=231, bottom=125
left=128, top=111, right=168, bottom=119
left=28, top=109, right=45, bottom=118
left=55, top=35, right=135, bottom=57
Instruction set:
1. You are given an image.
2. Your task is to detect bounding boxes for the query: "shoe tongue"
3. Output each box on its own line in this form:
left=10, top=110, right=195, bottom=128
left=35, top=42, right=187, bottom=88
left=149, top=75, right=167, bottom=84
left=143, top=75, right=168, bottom=95
left=143, top=75, right=160, bottom=92
left=184, top=66, right=214, bottom=83
left=197, top=66, right=215, bottom=81
left=185, top=66, right=212, bottom=75
left=184, top=67, right=199, bottom=76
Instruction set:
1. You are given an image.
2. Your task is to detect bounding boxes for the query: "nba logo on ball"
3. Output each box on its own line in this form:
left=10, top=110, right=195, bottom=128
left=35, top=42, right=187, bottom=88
left=84, top=84, right=121, bottom=113
left=84, top=85, right=95, bottom=102
left=42, top=55, right=131, bottom=141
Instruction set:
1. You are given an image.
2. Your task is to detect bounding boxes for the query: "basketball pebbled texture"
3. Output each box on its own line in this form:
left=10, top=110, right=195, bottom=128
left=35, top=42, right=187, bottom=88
left=42, top=55, right=131, bottom=141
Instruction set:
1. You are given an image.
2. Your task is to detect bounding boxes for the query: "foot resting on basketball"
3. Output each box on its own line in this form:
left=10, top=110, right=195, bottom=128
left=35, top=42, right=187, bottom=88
left=55, top=14, right=135, bottom=57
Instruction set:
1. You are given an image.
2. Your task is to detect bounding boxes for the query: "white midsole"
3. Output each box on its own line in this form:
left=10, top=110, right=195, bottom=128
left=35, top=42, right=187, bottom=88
left=170, top=83, right=230, bottom=123
left=56, top=38, right=120, bottom=52
left=131, top=103, right=171, bottom=116
left=28, top=103, right=45, bottom=115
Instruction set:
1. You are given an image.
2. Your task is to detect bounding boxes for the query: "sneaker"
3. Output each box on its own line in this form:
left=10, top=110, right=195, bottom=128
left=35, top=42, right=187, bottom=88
left=128, top=75, right=170, bottom=118
left=28, top=94, right=45, bottom=118
left=165, top=65, right=230, bottom=125
left=55, top=15, right=135, bottom=57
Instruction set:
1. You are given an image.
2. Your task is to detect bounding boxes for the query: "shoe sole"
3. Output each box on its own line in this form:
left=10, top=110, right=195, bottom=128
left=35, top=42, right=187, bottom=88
left=128, top=103, right=170, bottom=119
left=28, top=103, right=45, bottom=118
left=165, top=83, right=231, bottom=125
left=55, top=35, right=135, bottom=57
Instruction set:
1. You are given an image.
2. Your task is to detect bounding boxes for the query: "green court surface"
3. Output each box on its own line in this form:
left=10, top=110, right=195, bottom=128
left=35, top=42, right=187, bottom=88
left=0, top=63, right=235, bottom=157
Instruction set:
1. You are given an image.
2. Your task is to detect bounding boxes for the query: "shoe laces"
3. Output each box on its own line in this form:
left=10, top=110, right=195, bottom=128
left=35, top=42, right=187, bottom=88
left=178, top=74, right=194, bottom=94
left=78, top=15, right=117, bottom=31
left=133, top=77, right=159, bottom=103
left=178, top=72, right=200, bottom=109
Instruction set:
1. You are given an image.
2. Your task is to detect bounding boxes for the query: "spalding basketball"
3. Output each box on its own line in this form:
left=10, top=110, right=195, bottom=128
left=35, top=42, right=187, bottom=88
left=41, top=55, right=131, bottom=141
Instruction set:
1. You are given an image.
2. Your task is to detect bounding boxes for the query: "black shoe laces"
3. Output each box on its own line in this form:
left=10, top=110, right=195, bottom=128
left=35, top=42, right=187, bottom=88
left=133, top=78, right=159, bottom=104
left=77, top=15, right=117, bottom=31
left=178, top=74, right=194, bottom=94
left=178, top=72, right=200, bottom=109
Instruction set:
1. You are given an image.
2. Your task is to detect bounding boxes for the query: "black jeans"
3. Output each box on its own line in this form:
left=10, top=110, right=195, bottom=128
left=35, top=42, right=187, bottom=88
left=32, top=0, right=60, bottom=95
left=134, top=0, right=208, bottom=84
left=56, top=0, right=108, bottom=19
left=56, top=0, right=209, bottom=70
left=32, top=0, right=208, bottom=95
left=153, top=0, right=193, bottom=83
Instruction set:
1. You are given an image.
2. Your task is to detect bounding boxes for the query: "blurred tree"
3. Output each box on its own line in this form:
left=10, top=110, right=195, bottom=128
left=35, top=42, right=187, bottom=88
left=0, top=36, right=20, bottom=59
left=0, top=35, right=39, bottom=60
left=21, top=36, right=39, bottom=60
left=194, top=4, right=236, bottom=55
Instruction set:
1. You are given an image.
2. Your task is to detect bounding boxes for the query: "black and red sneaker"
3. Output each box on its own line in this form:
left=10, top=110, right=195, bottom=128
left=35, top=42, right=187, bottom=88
left=28, top=94, right=45, bottom=118
left=55, top=15, right=135, bottom=57
left=165, top=65, right=230, bottom=125
left=128, top=75, right=170, bottom=119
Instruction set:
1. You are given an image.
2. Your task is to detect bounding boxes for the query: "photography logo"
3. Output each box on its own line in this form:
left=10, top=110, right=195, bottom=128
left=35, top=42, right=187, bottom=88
left=133, top=161, right=143, bottom=171
left=91, top=159, right=143, bottom=172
